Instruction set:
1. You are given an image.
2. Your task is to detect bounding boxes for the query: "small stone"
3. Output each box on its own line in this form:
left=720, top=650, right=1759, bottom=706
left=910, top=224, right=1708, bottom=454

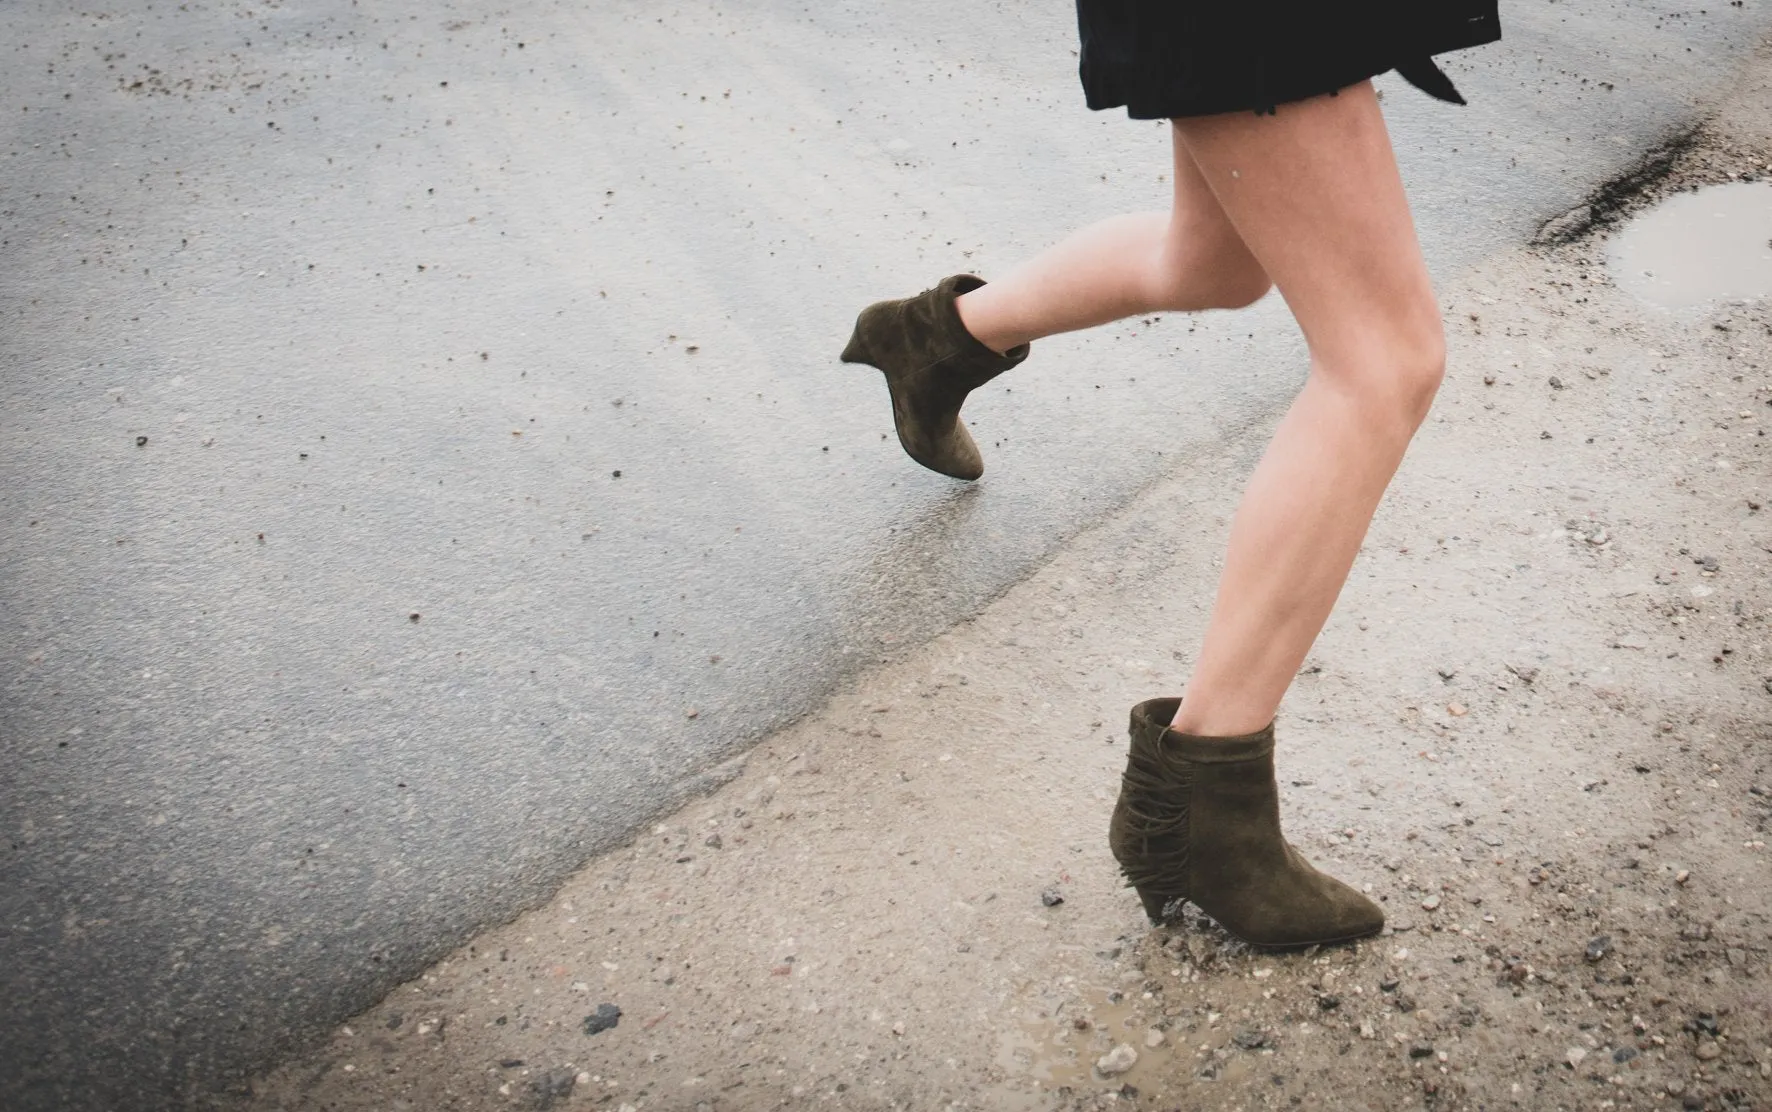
left=1420, top=895, right=1442, bottom=912
left=1506, top=663, right=1539, bottom=685
left=1232, top=1029, right=1268, bottom=1051
left=1317, top=994, right=1341, bottom=1011
left=1096, top=1044, right=1138, bottom=1077
left=1548, top=375, right=1565, bottom=390
left=135, top=435, right=149, bottom=447
left=532, top=1069, right=577, bottom=1105
left=1565, top=1047, right=1588, bottom=1069
left=1040, top=888, right=1064, bottom=908
left=1676, top=869, right=1691, bottom=885
left=1379, top=978, right=1400, bottom=993
left=685, top=708, right=699, bottom=719
left=1613, top=1047, right=1639, bottom=1064
left=582, top=1003, right=622, bottom=1035
left=1446, top=703, right=1468, bottom=717
left=704, top=833, right=722, bottom=849
left=1695, top=1039, right=1722, bottom=1061
left=1585, top=935, right=1613, bottom=962
left=1409, top=1043, right=1435, bottom=1059
left=1144, top=1028, right=1165, bottom=1049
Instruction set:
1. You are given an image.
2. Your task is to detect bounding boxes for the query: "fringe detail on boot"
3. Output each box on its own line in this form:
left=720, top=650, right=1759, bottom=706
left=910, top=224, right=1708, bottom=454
left=1114, top=752, right=1193, bottom=897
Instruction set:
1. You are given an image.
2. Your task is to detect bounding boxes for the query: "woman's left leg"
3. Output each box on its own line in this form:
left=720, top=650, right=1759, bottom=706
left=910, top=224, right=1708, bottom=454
left=954, top=133, right=1273, bottom=355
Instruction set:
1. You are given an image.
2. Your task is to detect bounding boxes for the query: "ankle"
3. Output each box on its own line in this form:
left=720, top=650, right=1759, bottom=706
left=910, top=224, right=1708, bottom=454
left=1168, top=702, right=1273, bottom=740
left=953, top=288, right=1018, bottom=357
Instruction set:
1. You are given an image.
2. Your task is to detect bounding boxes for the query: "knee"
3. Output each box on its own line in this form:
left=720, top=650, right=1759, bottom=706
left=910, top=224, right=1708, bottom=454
left=1396, top=329, right=1448, bottom=426
left=1325, top=325, right=1446, bottom=435
left=1151, top=251, right=1272, bottom=312
left=1206, top=266, right=1273, bottom=311
left=1151, top=220, right=1272, bottom=311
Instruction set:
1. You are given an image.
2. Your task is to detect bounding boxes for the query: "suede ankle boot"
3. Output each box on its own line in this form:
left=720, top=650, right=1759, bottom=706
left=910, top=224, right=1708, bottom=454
left=1109, top=698, right=1385, bottom=948
left=839, top=274, right=1029, bottom=480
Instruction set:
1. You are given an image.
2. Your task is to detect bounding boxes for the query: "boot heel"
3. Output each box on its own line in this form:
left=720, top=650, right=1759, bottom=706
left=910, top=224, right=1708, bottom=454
left=1137, top=887, right=1179, bottom=924
left=839, top=318, right=871, bottom=365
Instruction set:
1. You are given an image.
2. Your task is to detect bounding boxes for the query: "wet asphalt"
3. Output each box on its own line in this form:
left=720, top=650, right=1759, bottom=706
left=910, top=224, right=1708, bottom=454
left=3, top=1, right=1768, bottom=1107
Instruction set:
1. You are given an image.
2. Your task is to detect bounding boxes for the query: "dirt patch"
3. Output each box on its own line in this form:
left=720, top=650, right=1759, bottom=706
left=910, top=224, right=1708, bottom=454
left=226, top=107, right=1772, bottom=1112
left=1533, top=42, right=1772, bottom=250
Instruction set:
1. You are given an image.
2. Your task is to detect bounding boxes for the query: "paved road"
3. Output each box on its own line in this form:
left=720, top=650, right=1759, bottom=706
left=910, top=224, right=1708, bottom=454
left=2, top=1, right=1765, bottom=1107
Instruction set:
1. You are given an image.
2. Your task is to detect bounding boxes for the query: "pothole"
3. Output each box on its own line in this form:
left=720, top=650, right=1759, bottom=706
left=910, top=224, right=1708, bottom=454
left=1608, top=181, right=1772, bottom=311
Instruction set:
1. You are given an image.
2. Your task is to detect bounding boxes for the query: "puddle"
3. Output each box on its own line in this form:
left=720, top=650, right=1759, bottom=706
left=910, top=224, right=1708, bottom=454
left=991, top=986, right=1189, bottom=1103
left=1608, top=181, right=1772, bottom=311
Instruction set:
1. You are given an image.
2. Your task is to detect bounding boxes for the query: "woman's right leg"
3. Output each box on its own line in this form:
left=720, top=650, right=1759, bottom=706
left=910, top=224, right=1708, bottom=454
left=954, top=132, right=1275, bottom=355
left=1110, top=82, right=1440, bottom=944
left=1164, top=81, right=1446, bottom=739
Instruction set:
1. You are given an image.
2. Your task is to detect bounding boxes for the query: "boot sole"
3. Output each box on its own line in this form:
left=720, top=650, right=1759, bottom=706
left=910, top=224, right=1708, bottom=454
left=1136, top=887, right=1384, bottom=949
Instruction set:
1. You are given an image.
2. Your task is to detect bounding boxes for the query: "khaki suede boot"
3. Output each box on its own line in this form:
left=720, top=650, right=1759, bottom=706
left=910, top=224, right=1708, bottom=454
left=839, top=274, right=1029, bottom=480
left=1109, top=698, right=1385, bottom=948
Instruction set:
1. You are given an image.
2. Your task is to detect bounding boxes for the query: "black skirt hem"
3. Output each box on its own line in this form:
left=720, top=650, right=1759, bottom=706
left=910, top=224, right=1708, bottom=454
left=1083, top=55, right=1397, bottom=120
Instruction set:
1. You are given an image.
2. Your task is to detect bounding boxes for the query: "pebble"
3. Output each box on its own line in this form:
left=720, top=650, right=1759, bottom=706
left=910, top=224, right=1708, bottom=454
left=1566, top=1047, right=1588, bottom=1069
left=1232, top=1029, right=1268, bottom=1050
left=1695, top=1039, right=1722, bottom=1061
left=704, top=833, right=723, bottom=849
left=1040, top=888, right=1064, bottom=908
left=1144, top=1028, right=1165, bottom=1049
left=1096, top=1045, right=1138, bottom=1076
left=533, top=1069, right=577, bottom=1104
left=1676, top=869, right=1691, bottom=885
left=1408, top=1043, right=1435, bottom=1059
left=1585, top=935, right=1613, bottom=962
left=582, top=1004, right=622, bottom=1035
left=1420, top=895, right=1442, bottom=912
left=1446, top=703, right=1468, bottom=717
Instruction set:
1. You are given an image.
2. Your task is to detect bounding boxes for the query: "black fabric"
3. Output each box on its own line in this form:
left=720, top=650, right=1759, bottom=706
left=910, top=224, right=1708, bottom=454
left=1076, top=0, right=1500, bottom=119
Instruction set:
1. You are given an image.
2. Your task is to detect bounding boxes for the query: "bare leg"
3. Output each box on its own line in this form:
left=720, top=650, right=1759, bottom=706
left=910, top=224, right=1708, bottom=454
left=954, top=136, right=1274, bottom=355
left=1166, top=82, right=1445, bottom=737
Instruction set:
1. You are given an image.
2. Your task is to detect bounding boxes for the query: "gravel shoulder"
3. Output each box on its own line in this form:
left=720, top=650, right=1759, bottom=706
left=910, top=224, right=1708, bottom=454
left=231, top=61, right=1772, bottom=1112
